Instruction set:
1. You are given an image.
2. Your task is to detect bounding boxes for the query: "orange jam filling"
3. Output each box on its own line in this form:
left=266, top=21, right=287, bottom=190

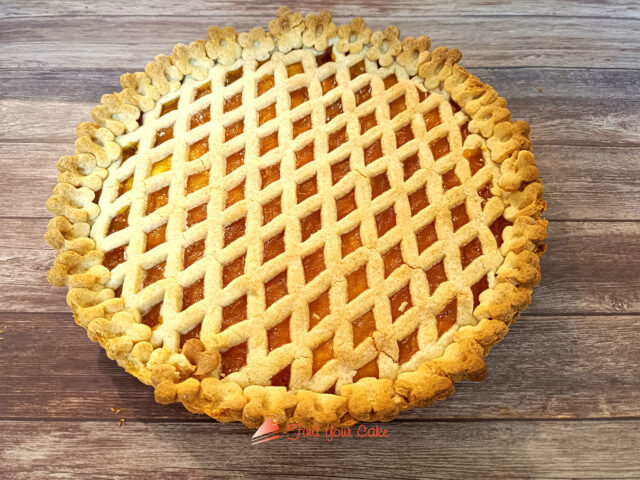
left=224, top=217, right=246, bottom=246
left=107, top=207, right=129, bottom=235
left=122, top=144, right=137, bottom=163
left=143, top=262, right=165, bottom=288
left=257, top=74, right=275, bottom=96
left=287, top=62, right=304, bottom=77
left=295, top=142, right=315, bottom=169
left=352, top=310, right=375, bottom=347
left=408, top=188, right=429, bottom=216
left=364, top=139, right=383, bottom=165
left=383, top=74, right=398, bottom=89
left=151, top=156, right=172, bottom=176
left=336, top=189, right=356, bottom=220
left=424, top=108, right=441, bottom=131
left=194, top=82, right=211, bottom=100
left=370, top=172, right=390, bottom=199
left=417, top=88, right=428, bottom=103
left=186, top=203, right=207, bottom=227
left=302, top=248, right=324, bottom=283
left=451, top=203, right=469, bottom=231
left=463, top=148, right=484, bottom=175
left=225, top=120, right=244, bottom=142
left=390, top=284, right=412, bottom=322
left=436, top=298, right=458, bottom=338
left=180, top=324, right=201, bottom=348
left=315, top=48, right=335, bottom=66
left=461, top=237, right=483, bottom=269
left=450, top=100, right=462, bottom=113
left=441, top=169, right=460, bottom=191
left=471, top=275, right=489, bottom=310
left=460, top=122, right=470, bottom=143
left=478, top=183, right=492, bottom=208
left=142, top=303, right=162, bottom=329
left=260, top=132, right=279, bottom=156
left=425, top=260, right=447, bottom=293
left=353, top=358, right=379, bottom=382
left=261, top=163, right=280, bottom=188
left=416, top=222, right=437, bottom=254
left=187, top=138, right=209, bottom=163
left=160, top=97, right=178, bottom=116
left=118, top=174, right=134, bottom=197
left=430, top=137, right=450, bottom=159
left=184, top=239, right=205, bottom=268
left=103, top=244, right=126, bottom=270
left=267, top=316, right=291, bottom=352
left=346, top=265, right=368, bottom=302
left=341, top=227, right=362, bottom=258
left=301, top=209, right=321, bottom=241
left=325, top=99, right=343, bottom=122
left=349, top=60, right=365, bottom=79
left=224, top=92, right=242, bottom=113
left=271, top=364, right=291, bottom=387
left=312, top=337, right=334, bottom=374
left=331, top=156, right=350, bottom=183
left=490, top=216, right=511, bottom=247
left=382, top=244, right=403, bottom=278
left=308, top=289, right=330, bottom=329
left=146, top=186, right=169, bottom=215
left=225, top=66, right=243, bottom=86
left=328, top=126, right=348, bottom=151
left=182, top=278, right=204, bottom=310
left=395, top=124, right=414, bottom=147
left=296, top=175, right=318, bottom=203
left=265, top=270, right=288, bottom=308
left=402, top=153, right=420, bottom=180
left=145, top=224, right=167, bottom=252
left=359, top=112, right=376, bottom=133
left=221, top=342, right=247, bottom=376
left=221, top=295, right=247, bottom=331
left=155, top=125, right=174, bottom=146
left=321, top=74, right=338, bottom=94
left=293, top=115, right=312, bottom=138
left=354, top=84, right=372, bottom=106
left=375, top=206, right=396, bottom=237
left=226, top=149, right=245, bottom=174
left=290, top=87, right=309, bottom=109
left=263, top=231, right=285, bottom=263
left=226, top=181, right=245, bottom=208
left=389, top=94, right=406, bottom=118
left=186, top=170, right=209, bottom=194
left=398, top=330, right=419, bottom=364
left=222, top=254, right=245, bottom=287
left=262, top=196, right=281, bottom=224
left=190, top=106, right=211, bottom=130
left=259, top=103, right=276, bottom=126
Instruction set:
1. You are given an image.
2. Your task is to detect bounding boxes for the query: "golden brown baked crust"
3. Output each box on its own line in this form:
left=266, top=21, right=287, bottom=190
left=45, top=7, right=547, bottom=428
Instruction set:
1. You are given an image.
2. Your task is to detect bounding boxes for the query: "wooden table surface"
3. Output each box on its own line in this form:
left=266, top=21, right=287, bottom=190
left=1, top=1, right=640, bottom=478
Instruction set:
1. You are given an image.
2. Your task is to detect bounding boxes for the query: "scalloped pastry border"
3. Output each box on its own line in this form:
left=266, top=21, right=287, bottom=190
left=45, top=7, right=547, bottom=429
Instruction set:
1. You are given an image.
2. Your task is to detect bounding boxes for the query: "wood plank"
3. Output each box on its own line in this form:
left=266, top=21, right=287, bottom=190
left=1, top=313, right=639, bottom=421
left=2, top=67, right=639, bottom=146
left=2, top=219, right=639, bottom=315
left=0, top=419, right=638, bottom=478
left=2, top=0, right=639, bottom=19
left=4, top=141, right=639, bottom=221
left=1, top=17, right=639, bottom=69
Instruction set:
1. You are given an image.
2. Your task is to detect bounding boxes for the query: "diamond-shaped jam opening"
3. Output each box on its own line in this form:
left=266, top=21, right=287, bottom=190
left=390, top=284, right=412, bottom=322
left=225, top=119, right=244, bottom=142
left=225, top=66, right=243, bottom=86
left=224, top=217, right=246, bottom=246
left=223, top=254, right=245, bottom=288
left=179, top=323, right=201, bottom=348
left=122, top=144, right=137, bottom=163
left=118, top=174, right=133, bottom=197
left=408, top=187, right=429, bottom=216
left=461, top=237, right=482, bottom=270
left=287, top=62, right=304, bottom=77
left=436, top=298, right=458, bottom=338
left=296, top=175, right=318, bottom=203
left=300, top=208, right=321, bottom=241
left=226, top=148, right=245, bottom=174
left=398, top=330, right=419, bottom=364
left=441, top=169, right=461, bottom=192
left=353, top=357, right=379, bottom=382
left=221, top=342, right=247, bottom=377
left=293, top=115, right=312, bottom=138
left=331, top=156, right=350, bottom=184
left=321, top=74, right=338, bottom=94
left=143, top=261, right=165, bottom=288
left=260, top=131, right=279, bottom=156
left=354, top=84, right=372, bottom=106
left=259, top=103, right=276, bottom=126
left=375, top=206, right=396, bottom=237
left=464, top=148, right=485, bottom=175
left=271, top=364, right=291, bottom=388
left=417, top=88, right=428, bottom=103
left=450, top=100, right=462, bottom=113
left=349, top=60, right=365, bottom=79
left=146, top=186, right=169, bottom=215
left=160, top=98, right=178, bottom=117
left=155, top=125, right=174, bottom=146
left=430, top=137, right=450, bottom=160
left=190, top=106, right=211, bottom=130
left=145, top=224, right=167, bottom=252
left=290, top=87, right=309, bottom=109
left=182, top=277, right=204, bottom=311
left=478, top=183, right=492, bottom=209
left=490, top=216, right=511, bottom=247
left=383, top=74, right=398, bottom=89
left=451, top=203, right=469, bottom=232
left=389, top=94, right=407, bottom=119
left=295, top=141, right=314, bottom=169
left=371, top=171, right=391, bottom=198
left=424, top=108, right=441, bottom=131
left=399, top=154, right=419, bottom=182
left=104, top=244, right=126, bottom=270
left=326, top=99, right=344, bottom=123
left=302, top=247, right=325, bottom=283
left=316, top=48, right=334, bottom=66
left=395, top=124, right=414, bottom=147
left=328, top=126, right=348, bottom=152
left=257, top=74, right=275, bottom=96
left=262, top=195, right=281, bottom=225
left=341, top=226, right=362, bottom=258
left=336, top=189, right=357, bottom=220
left=142, top=303, right=162, bottom=329
left=352, top=310, right=375, bottom=347
left=416, top=222, right=437, bottom=254
left=223, top=92, right=243, bottom=113
left=186, top=203, right=207, bottom=228
left=346, top=265, right=368, bottom=302
left=184, top=239, right=205, bottom=269
left=263, top=231, right=285, bottom=264
left=151, top=156, right=172, bottom=176
left=94, top=188, right=103, bottom=204
left=268, top=316, right=291, bottom=352
left=471, top=275, right=489, bottom=310
left=425, top=259, right=447, bottom=293
left=359, top=112, right=377, bottom=133
left=194, top=81, right=211, bottom=100
left=312, top=336, right=334, bottom=374
left=265, top=270, right=288, bottom=308
left=382, top=243, right=403, bottom=278
left=221, top=295, right=247, bottom=331
left=186, top=170, right=209, bottom=194
left=309, top=289, right=330, bottom=329
left=364, top=138, right=383, bottom=165
left=260, top=163, right=280, bottom=189
left=460, top=122, right=470, bottom=143
left=107, top=207, right=129, bottom=235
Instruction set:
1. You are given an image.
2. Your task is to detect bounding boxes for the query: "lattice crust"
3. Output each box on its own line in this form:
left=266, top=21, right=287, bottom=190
left=45, top=8, right=547, bottom=428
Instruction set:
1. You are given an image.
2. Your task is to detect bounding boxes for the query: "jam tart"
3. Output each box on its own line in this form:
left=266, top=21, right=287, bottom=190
left=45, top=7, right=547, bottom=428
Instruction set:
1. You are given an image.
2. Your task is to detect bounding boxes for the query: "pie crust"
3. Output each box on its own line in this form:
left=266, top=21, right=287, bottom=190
left=45, top=7, right=547, bottom=428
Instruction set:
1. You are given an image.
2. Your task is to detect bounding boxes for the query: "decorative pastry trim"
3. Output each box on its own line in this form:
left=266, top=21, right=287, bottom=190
left=45, top=7, right=547, bottom=429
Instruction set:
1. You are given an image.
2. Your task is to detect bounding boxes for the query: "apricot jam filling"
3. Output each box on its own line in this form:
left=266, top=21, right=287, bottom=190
left=267, top=316, right=291, bottom=352
left=395, top=124, right=414, bottom=147
left=184, top=239, right=205, bottom=269
left=190, top=107, right=211, bottom=130
left=154, top=125, right=173, bottom=146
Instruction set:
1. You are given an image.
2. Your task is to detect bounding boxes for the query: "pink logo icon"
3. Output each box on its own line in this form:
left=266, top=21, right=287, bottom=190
left=251, top=417, right=281, bottom=445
